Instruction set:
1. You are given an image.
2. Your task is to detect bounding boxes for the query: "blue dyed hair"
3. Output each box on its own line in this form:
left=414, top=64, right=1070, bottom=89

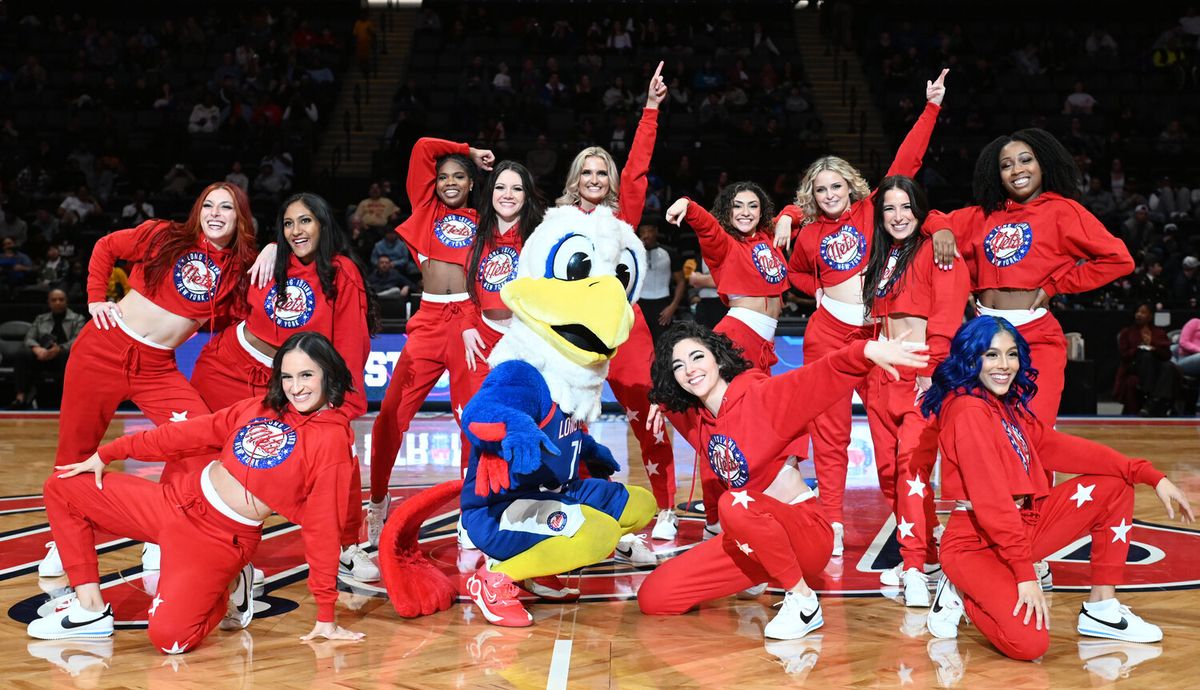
left=919, top=316, right=1038, bottom=418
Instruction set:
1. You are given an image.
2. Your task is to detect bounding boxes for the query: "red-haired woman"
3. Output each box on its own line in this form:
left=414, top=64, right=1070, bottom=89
left=40, top=183, right=257, bottom=575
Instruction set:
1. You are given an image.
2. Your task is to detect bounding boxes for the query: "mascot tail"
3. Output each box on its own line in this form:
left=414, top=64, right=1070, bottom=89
left=379, top=479, right=464, bottom=618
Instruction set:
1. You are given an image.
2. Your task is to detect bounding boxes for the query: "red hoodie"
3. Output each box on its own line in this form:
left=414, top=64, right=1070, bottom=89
left=936, top=392, right=1164, bottom=582
left=396, top=138, right=479, bottom=267
left=680, top=200, right=787, bottom=305
left=97, top=398, right=356, bottom=623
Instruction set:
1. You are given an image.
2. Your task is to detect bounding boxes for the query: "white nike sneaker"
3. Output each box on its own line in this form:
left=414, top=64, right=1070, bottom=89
left=366, top=495, right=390, bottom=548
left=252, top=566, right=265, bottom=586
left=927, top=638, right=967, bottom=686
left=28, top=596, right=114, bottom=640
left=902, top=568, right=931, bottom=608
left=457, top=517, right=476, bottom=550
left=830, top=522, right=844, bottom=557
left=1077, top=600, right=1163, bottom=643
left=926, top=576, right=964, bottom=639
left=26, top=638, right=113, bottom=676
left=764, top=591, right=823, bottom=640
left=39, top=542, right=65, bottom=578
left=219, top=562, right=255, bottom=631
left=141, top=543, right=161, bottom=571
left=614, top=534, right=657, bottom=565
left=702, top=522, right=722, bottom=541
left=1034, top=560, right=1053, bottom=591
left=1078, top=640, right=1163, bottom=681
left=339, top=545, right=381, bottom=581
left=881, top=562, right=941, bottom=587
left=650, top=509, right=678, bottom=541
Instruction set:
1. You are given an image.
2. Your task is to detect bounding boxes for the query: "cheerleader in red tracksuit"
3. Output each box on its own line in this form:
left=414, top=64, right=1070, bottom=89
left=924, top=128, right=1134, bottom=426
left=773, top=70, right=947, bottom=554
left=460, top=161, right=545, bottom=387
left=664, top=182, right=803, bottom=537
left=920, top=316, right=1193, bottom=660
left=859, top=176, right=970, bottom=605
left=191, top=192, right=378, bottom=578
left=637, top=321, right=928, bottom=640
left=41, top=183, right=256, bottom=574
left=556, top=61, right=678, bottom=546
left=29, top=333, right=365, bottom=652
left=367, top=138, right=495, bottom=537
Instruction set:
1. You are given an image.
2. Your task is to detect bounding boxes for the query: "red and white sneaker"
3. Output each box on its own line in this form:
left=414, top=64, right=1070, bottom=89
left=467, top=564, right=532, bottom=628
left=521, top=575, right=581, bottom=602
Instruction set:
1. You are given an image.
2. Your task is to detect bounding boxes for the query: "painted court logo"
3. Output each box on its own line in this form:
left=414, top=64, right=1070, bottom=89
left=264, top=278, right=317, bottom=328
left=751, top=242, right=787, bottom=284
left=547, top=510, right=569, bottom=532
left=819, top=225, right=867, bottom=271
left=983, top=222, right=1033, bottom=267
left=435, top=213, right=477, bottom=249
left=479, top=246, right=519, bottom=292
left=173, top=252, right=221, bottom=302
left=707, top=434, right=751, bottom=488
left=232, top=418, right=297, bottom=469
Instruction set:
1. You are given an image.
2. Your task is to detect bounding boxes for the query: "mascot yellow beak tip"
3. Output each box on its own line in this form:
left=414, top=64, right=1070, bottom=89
left=502, top=276, right=634, bottom=367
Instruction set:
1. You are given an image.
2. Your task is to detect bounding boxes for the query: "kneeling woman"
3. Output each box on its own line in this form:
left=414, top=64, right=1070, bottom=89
left=921, top=316, right=1193, bottom=659
left=30, top=333, right=363, bottom=652
left=637, top=321, right=927, bottom=639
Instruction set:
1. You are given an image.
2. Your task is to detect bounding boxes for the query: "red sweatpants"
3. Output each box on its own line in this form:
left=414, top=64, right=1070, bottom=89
left=803, top=306, right=872, bottom=525
left=462, top=318, right=506, bottom=398
left=1016, top=312, right=1067, bottom=426
left=608, top=307, right=676, bottom=509
left=57, top=323, right=212, bottom=484
left=865, top=368, right=939, bottom=569
left=190, top=326, right=364, bottom=545
left=43, top=470, right=261, bottom=654
left=940, top=474, right=1135, bottom=661
left=638, top=491, right=831, bottom=614
left=370, top=297, right=476, bottom=499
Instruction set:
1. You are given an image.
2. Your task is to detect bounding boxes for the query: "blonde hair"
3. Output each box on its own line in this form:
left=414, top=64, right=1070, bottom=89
left=556, top=146, right=621, bottom=211
left=792, top=155, right=871, bottom=226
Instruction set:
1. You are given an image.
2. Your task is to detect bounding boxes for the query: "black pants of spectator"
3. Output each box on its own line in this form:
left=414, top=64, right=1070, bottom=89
left=11, top=348, right=68, bottom=408
left=694, top=298, right=729, bottom=331
left=1121, top=351, right=1183, bottom=416
left=639, top=297, right=675, bottom=344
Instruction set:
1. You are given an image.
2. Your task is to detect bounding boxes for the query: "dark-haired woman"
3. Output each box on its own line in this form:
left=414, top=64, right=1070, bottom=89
left=771, top=70, right=948, bottom=553
left=367, top=138, right=495, bottom=546
left=555, top=62, right=677, bottom=545
left=461, top=161, right=545, bottom=387
left=664, top=182, right=799, bottom=539
left=29, top=332, right=365, bottom=652
left=921, top=316, right=1192, bottom=660
left=926, top=129, right=1135, bottom=426
left=43, top=183, right=257, bottom=575
left=860, top=175, right=970, bottom=605
left=192, top=192, right=378, bottom=580
left=637, top=321, right=928, bottom=640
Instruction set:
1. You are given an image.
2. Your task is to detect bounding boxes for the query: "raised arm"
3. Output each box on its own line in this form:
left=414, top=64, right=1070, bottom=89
left=665, top=197, right=730, bottom=273
left=301, top=449, right=354, bottom=627
left=616, top=62, right=666, bottom=226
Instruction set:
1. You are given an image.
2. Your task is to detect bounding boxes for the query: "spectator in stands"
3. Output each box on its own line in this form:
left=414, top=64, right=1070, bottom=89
left=1083, top=177, right=1118, bottom=227
left=607, top=19, right=633, bottom=52
left=1012, top=44, right=1044, bottom=75
left=1110, top=158, right=1128, bottom=201
left=161, top=163, right=197, bottom=199
left=1085, top=28, right=1118, bottom=59
left=637, top=222, right=685, bottom=343
left=525, top=133, right=559, bottom=184
left=1157, top=120, right=1188, bottom=157
left=347, top=222, right=374, bottom=263
left=539, top=72, right=570, bottom=108
left=225, top=161, right=250, bottom=191
left=370, top=230, right=418, bottom=281
left=0, top=207, right=29, bottom=247
left=603, top=76, right=635, bottom=111
left=34, top=243, right=68, bottom=291
left=153, top=82, right=175, bottom=111
left=1122, top=205, right=1157, bottom=255
left=699, top=91, right=730, bottom=131
left=1063, top=81, right=1097, bottom=116
left=1134, top=257, right=1170, bottom=306
left=121, top=190, right=155, bottom=225
left=574, top=74, right=598, bottom=112
left=187, top=93, right=220, bottom=134
left=0, top=236, right=33, bottom=293
left=353, top=10, right=376, bottom=78
left=57, top=186, right=101, bottom=228
left=252, top=163, right=291, bottom=203
left=367, top=254, right=416, bottom=299
left=492, top=62, right=514, bottom=94
left=6, top=288, right=84, bottom=409
left=1114, top=303, right=1183, bottom=416
left=1173, top=256, right=1200, bottom=307
left=31, top=208, right=59, bottom=248
left=1152, top=176, right=1190, bottom=220
left=352, top=182, right=402, bottom=236
left=1176, top=317, right=1200, bottom=378
left=14, top=55, right=47, bottom=94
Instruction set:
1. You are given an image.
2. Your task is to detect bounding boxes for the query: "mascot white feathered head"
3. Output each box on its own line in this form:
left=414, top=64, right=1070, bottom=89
left=488, top=204, right=646, bottom=421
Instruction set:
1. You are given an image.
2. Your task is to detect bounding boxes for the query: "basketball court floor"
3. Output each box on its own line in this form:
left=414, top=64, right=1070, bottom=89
left=2, top=411, right=1198, bottom=688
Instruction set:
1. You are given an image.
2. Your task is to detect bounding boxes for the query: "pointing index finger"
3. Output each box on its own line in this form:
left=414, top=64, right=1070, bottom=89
left=936, top=68, right=949, bottom=85
left=652, top=60, right=664, bottom=82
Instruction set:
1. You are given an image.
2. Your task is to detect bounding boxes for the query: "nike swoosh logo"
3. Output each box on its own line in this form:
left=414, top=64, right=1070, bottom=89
left=61, top=612, right=111, bottom=629
left=799, top=607, right=818, bottom=624
left=1081, top=610, right=1129, bottom=630
left=932, top=599, right=944, bottom=614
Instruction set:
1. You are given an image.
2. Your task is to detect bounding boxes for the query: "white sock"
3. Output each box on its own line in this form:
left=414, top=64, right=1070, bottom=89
left=369, top=498, right=386, bottom=508
left=1083, top=598, right=1118, bottom=613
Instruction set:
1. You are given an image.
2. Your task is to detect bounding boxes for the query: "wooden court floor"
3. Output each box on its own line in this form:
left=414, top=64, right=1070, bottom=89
left=2, top=411, right=1199, bottom=689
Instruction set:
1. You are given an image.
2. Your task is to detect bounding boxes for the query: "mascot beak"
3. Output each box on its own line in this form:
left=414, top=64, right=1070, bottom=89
left=501, top=275, right=634, bottom=367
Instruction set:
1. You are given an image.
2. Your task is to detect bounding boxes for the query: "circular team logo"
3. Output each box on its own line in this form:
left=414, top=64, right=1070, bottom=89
left=750, top=242, right=787, bottom=285
left=172, top=252, right=221, bottom=302
left=478, top=246, right=519, bottom=292
left=876, top=248, right=901, bottom=297
left=547, top=510, right=569, bottom=532
left=819, top=225, right=867, bottom=272
left=264, top=278, right=317, bottom=328
left=707, top=434, right=751, bottom=488
left=434, top=213, right=477, bottom=249
left=1000, top=419, right=1032, bottom=474
left=232, top=418, right=297, bottom=469
left=983, top=222, right=1033, bottom=267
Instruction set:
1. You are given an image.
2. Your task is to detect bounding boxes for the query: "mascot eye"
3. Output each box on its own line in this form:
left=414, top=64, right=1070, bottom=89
left=617, top=247, right=640, bottom=300
left=550, top=234, right=595, bottom=281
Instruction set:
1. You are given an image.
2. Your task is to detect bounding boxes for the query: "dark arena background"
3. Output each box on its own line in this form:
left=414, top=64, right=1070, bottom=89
left=2, top=1, right=1200, bottom=688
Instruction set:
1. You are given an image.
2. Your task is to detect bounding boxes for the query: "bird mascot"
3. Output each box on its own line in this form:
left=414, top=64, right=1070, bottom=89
left=379, top=205, right=658, bottom=627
